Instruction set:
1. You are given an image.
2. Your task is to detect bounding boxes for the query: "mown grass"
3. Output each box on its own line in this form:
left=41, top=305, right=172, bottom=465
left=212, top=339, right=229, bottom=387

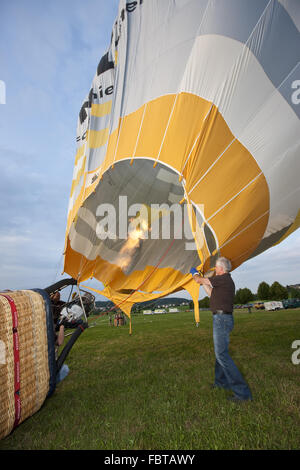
left=1, top=309, right=300, bottom=450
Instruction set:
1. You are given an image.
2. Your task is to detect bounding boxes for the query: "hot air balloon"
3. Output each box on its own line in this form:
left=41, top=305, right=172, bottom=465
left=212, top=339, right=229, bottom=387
left=1, top=0, right=299, bottom=440
left=63, top=0, right=300, bottom=323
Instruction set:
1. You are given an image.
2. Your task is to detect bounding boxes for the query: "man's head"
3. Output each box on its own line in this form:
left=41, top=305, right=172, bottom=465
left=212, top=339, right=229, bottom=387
left=215, top=257, right=232, bottom=276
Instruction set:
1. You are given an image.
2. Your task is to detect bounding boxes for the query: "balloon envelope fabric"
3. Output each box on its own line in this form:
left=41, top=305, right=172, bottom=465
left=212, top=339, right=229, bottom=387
left=63, top=0, right=300, bottom=315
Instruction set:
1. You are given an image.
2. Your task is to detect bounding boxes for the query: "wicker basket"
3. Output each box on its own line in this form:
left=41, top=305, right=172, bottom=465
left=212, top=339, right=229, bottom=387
left=0, top=290, right=52, bottom=440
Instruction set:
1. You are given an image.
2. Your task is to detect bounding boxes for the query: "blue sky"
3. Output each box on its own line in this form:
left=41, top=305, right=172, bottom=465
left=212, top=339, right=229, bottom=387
left=0, top=0, right=299, bottom=301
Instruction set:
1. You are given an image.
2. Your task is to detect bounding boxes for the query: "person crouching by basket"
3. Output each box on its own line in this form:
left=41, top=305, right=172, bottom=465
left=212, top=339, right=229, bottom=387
left=53, top=311, right=70, bottom=384
left=50, top=291, right=65, bottom=325
left=50, top=292, right=70, bottom=384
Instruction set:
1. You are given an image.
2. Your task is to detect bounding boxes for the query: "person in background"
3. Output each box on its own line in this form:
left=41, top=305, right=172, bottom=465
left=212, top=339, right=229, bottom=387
left=190, top=257, right=252, bottom=402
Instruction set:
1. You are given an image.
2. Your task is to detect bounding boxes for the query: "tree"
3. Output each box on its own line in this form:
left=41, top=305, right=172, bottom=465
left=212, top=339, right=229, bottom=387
left=287, top=287, right=300, bottom=299
left=199, top=297, right=210, bottom=308
left=235, top=288, right=253, bottom=305
left=257, top=281, right=270, bottom=300
left=269, top=282, right=288, bottom=300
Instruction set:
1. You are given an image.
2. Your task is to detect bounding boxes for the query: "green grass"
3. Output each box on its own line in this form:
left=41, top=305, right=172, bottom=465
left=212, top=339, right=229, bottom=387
left=1, top=309, right=300, bottom=450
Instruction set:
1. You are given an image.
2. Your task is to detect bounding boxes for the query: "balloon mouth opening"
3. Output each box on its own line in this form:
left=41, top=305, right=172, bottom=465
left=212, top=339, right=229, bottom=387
left=70, top=158, right=219, bottom=277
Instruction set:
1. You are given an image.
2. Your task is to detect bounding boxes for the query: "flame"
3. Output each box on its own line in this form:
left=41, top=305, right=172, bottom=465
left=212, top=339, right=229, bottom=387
left=117, top=218, right=149, bottom=271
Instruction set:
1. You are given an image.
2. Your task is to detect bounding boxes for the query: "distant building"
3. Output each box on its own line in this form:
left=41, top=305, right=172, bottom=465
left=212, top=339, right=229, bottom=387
left=287, top=284, right=300, bottom=290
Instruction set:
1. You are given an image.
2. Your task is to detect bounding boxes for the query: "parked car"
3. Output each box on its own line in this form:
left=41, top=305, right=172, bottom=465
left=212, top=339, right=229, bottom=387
left=282, top=298, right=300, bottom=309
left=254, top=302, right=265, bottom=310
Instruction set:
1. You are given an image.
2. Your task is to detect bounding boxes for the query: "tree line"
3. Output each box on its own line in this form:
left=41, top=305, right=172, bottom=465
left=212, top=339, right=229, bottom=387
left=198, top=281, right=300, bottom=308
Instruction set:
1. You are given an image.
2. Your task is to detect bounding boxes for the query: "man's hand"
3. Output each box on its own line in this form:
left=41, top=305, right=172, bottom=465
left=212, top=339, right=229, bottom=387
left=190, top=267, right=213, bottom=296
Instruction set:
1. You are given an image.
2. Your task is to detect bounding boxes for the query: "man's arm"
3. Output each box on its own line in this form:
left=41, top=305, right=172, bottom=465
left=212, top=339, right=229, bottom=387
left=202, top=283, right=212, bottom=297
left=192, top=273, right=213, bottom=297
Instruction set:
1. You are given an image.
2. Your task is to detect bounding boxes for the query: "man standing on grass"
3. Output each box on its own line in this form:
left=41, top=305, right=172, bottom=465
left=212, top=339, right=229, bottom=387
left=190, top=257, right=252, bottom=402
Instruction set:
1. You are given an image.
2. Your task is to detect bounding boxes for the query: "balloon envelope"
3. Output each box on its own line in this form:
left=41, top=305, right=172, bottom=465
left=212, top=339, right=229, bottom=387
left=63, top=0, right=300, bottom=312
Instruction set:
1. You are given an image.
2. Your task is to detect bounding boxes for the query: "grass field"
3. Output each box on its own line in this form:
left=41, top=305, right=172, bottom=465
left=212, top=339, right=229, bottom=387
left=1, top=308, right=300, bottom=450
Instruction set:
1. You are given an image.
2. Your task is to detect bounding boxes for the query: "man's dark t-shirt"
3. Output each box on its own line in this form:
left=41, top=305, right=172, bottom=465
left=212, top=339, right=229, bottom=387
left=209, top=273, right=235, bottom=313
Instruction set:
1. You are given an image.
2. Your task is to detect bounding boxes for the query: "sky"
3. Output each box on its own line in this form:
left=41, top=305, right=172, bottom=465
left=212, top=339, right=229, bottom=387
left=0, top=0, right=299, bottom=302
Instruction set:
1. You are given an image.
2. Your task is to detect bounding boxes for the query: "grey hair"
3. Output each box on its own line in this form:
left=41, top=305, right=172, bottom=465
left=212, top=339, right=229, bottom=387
left=216, top=257, right=232, bottom=272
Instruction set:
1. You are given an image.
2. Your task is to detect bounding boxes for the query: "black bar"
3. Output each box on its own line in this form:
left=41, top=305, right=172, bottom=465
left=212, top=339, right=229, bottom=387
left=44, top=278, right=77, bottom=296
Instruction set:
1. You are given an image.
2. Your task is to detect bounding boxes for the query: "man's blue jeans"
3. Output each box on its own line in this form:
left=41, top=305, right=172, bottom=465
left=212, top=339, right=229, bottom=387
left=213, top=313, right=252, bottom=400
